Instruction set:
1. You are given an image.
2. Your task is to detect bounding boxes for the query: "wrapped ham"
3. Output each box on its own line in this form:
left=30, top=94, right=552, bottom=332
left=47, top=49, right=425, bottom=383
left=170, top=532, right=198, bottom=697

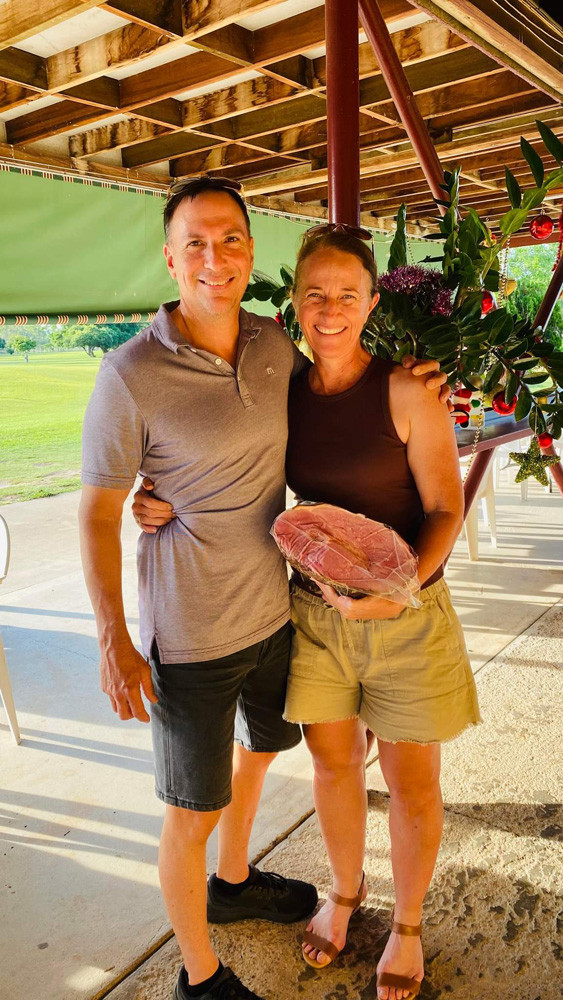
left=272, top=502, right=421, bottom=608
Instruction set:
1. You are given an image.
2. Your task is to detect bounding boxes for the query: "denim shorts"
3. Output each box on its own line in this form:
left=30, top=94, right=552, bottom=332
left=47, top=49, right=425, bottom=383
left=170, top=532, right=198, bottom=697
left=285, top=578, right=482, bottom=745
left=150, top=622, right=301, bottom=811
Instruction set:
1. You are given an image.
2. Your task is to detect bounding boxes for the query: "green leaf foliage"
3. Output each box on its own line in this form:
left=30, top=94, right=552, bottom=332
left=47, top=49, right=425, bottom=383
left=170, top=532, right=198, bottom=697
left=520, top=138, right=544, bottom=187
left=505, top=167, right=522, bottom=208
left=387, top=204, right=408, bottom=271
left=536, top=119, right=563, bottom=165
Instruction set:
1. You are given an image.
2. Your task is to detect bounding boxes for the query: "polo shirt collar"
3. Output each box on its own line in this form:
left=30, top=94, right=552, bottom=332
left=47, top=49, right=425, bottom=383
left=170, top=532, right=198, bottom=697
left=151, top=301, right=262, bottom=355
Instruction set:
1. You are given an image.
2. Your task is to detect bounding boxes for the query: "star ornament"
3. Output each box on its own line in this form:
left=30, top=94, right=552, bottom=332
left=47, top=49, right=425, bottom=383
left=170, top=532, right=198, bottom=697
left=509, top=436, right=559, bottom=486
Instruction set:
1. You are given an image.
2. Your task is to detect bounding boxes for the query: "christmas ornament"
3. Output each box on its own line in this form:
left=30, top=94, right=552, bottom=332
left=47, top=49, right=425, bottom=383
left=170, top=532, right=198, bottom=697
left=504, top=278, right=517, bottom=297
left=275, top=310, right=285, bottom=328
left=451, top=386, right=472, bottom=426
left=537, top=432, right=553, bottom=448
left=492, top=391, right=518, bottom=415
left=529, top=214, right=554, bottom=241
left=509, top=437, right=559, bottom=486
left=481, top=290, right=496, bottom=314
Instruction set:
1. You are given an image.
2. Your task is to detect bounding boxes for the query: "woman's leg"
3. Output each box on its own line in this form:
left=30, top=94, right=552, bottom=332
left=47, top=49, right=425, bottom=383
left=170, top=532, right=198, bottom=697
left=302, top=718, right=368, bottom=964
left=376, top=739, right=443, bottom=1000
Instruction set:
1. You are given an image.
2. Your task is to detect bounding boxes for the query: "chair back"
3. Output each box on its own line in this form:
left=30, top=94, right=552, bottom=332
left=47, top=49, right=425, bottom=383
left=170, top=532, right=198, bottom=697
left=0, top=513, right=10, bottom=583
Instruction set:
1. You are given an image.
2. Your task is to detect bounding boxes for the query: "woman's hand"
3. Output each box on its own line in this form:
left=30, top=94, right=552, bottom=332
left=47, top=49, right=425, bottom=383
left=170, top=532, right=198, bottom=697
left=401, top=355, right=452, bottom=409
left=132, top=478, right=176, bottom=534
left=317, top=583, right=404, bottom=620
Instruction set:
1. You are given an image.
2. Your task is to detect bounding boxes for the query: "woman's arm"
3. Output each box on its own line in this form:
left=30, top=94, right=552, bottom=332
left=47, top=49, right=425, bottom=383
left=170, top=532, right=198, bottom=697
left=400, top=376, right=464, bottom=585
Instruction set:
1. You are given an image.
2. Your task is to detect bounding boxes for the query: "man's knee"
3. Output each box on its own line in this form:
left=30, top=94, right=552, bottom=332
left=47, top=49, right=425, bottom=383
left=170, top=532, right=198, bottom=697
left=162, top=802, right=222, bottom=844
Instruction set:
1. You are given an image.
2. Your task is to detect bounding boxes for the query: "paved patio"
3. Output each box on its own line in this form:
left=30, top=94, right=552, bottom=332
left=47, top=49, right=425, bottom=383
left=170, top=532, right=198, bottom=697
left=0, top=474, right=562, bottom=1000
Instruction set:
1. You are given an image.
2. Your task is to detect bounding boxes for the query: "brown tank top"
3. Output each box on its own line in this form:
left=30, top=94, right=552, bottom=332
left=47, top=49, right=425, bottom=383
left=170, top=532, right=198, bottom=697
left=286, top=357, right=443, bottom=589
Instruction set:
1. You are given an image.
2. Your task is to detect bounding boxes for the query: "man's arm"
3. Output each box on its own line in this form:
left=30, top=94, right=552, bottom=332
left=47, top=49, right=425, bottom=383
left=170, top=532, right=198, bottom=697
left=79, top=483, right=157, bottom=722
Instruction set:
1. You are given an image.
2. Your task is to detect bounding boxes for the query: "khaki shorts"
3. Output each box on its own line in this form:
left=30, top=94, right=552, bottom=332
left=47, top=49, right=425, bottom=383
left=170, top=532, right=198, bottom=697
left=285, top=577, right=481, bottom=745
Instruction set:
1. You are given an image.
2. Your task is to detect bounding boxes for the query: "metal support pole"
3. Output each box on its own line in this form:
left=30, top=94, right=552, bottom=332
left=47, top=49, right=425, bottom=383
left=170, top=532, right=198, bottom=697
left=358, top=0, right=447, bottom=214
left=325, top=0, right=360, bottom=225
left=534, top=253, right=563, bottom=332
left=534, top=254, right=563, bottom=496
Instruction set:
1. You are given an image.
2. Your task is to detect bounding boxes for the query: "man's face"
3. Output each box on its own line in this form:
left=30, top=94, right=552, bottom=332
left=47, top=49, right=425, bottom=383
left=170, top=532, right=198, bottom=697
left=163, top=191, right=254, bottom=320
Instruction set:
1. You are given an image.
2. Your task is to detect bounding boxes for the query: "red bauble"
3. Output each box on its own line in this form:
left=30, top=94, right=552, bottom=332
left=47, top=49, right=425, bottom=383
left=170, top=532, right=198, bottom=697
left=537, top=432, right=553, bottom=448
left=529, top=214, right=554, bottom=241
left=275, top=310, right=285, bottom=328
left=492, top=391, right=517, bottom=415
left=481, top=290, right=496, bottom=314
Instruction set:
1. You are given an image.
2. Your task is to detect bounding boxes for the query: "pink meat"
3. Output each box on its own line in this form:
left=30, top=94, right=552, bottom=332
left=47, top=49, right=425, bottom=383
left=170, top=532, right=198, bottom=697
left=272, top=503, right=420, bottom=607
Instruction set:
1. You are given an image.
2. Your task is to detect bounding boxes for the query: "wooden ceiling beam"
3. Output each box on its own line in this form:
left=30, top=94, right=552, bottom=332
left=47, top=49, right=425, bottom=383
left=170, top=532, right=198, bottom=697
left=0, top=47, right=48, bottom=90
left=182, top=76, right=299, bottom=129
left=241, top=112, right=563, bottom=196
left=0, top=1, right=106, bottom=51
left=169, top=142, right=285, bottom=178
left=46, top=20, right=176, bottom=91
left=69, top=117, right=174, bottom=156
left=6, top=99, right=118, bottom=144
left=0, top=80, right=37, bottom=112
left=102, top=1, right=184, bottom=38
left=411, top=0, right=563, bottom=101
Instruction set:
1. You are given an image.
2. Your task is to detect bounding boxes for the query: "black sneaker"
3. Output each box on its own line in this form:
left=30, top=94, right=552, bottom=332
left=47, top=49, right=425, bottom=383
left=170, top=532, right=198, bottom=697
left=207, top=865, right=318, bottom=924
left=174, top=966, right=265, bottom=1000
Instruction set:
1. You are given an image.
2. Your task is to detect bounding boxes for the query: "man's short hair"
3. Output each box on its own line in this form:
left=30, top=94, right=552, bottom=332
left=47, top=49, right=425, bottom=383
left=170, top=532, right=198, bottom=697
left=164, top=176, right=251, bottom=239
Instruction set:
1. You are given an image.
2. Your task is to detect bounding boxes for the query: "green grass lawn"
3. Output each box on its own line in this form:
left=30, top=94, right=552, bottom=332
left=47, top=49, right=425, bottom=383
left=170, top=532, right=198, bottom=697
left=0, top=350, right=100, bottom=503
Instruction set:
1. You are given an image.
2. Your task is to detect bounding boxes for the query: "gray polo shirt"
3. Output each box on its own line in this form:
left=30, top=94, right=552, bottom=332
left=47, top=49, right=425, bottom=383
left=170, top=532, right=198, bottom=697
left=82, top=302, right=306, bottom=663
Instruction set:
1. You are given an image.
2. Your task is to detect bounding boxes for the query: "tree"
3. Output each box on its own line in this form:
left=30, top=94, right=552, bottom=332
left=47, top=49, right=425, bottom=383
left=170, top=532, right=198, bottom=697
left=505, top=244, right=563, bottom=349
left=0, top=337, right=5, bottom=351
left=48, top=327, right=74, bottom=350
left=11, top=335, right=37, bottom=361
left=69, top=322, right=143, bottom=355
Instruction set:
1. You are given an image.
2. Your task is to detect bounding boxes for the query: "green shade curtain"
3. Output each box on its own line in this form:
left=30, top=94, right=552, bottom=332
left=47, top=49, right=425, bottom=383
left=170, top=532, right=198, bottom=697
left=0, top=165, right=434, bottom=320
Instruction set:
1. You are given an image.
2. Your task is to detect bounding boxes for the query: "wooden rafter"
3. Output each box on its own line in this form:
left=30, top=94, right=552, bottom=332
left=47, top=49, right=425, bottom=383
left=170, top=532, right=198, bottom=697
left=1, top=0, right=562, bottom=238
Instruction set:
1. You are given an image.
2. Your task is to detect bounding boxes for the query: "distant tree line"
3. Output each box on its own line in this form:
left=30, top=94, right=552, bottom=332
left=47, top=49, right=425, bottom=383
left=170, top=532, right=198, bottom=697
left=0, top=322, right=144, bottom=360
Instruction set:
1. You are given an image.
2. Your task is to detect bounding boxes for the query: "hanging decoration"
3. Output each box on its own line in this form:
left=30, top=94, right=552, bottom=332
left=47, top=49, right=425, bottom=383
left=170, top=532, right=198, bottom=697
left=481, top=290, right=496, bottom=314
left=537, top=432, right=554, bottom=448
left=491, top=391, right=518, bottom=415
left=509, top=437, right=559, bottom=485
left=529, top=214, right=554, bottom=241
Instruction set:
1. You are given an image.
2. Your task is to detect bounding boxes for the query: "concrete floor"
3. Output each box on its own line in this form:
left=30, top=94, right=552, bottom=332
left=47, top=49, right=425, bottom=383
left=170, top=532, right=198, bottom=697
left=0, top=475, right=562, bottom=1000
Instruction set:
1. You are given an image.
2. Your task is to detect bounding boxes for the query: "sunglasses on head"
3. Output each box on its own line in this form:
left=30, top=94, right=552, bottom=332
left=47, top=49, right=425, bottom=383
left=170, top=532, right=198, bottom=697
left=167, top=176, right=244, bottom=199
left=304, top=222, right=373, bottom=242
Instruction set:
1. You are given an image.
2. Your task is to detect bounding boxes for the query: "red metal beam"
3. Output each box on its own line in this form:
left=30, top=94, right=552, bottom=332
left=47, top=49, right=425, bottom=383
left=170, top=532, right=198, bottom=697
left=325, top=0, right=360, bottom=225
left=534, top=253, right=563, bottom=496
left=358, top=0, right=447, bottom=215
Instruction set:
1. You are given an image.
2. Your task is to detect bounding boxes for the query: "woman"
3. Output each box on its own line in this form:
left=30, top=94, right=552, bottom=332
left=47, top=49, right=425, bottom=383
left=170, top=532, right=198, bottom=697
left=281, top=226, right=480, bottom=1000
left=134, top=228, right=480, bottom=1000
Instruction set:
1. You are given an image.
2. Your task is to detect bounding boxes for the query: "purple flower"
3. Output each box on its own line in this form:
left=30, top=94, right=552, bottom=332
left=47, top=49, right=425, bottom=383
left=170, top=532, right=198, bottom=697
left=379, top=264, right=452, bottom=316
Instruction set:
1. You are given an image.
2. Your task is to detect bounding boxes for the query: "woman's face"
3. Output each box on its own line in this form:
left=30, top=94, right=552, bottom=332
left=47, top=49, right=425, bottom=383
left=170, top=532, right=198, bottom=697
left=292, top=247, right=379, bottom=362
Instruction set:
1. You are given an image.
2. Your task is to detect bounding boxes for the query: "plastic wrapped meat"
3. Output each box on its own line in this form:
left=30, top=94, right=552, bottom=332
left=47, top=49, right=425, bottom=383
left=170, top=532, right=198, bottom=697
left=272, top=503, right=421, bottom=608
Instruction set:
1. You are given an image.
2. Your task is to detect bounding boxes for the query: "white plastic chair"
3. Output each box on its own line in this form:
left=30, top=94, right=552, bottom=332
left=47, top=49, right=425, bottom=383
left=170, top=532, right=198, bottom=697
left=0, top=514, right=21, bottom=744
left=460, top=461, right=497, bottom=562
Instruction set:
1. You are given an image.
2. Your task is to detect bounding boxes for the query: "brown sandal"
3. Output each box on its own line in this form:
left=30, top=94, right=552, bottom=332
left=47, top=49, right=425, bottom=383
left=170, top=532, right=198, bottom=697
left=376, top=912, right=423, bottom=998
left=302, top=872, right=366, bottom=969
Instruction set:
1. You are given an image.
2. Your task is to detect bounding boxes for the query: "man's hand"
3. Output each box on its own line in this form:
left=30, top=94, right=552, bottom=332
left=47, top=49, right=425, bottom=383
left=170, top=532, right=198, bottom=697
left=317, top=582, right=404, bottom=621
left=132, top=478, right=176, bottom=533
left=100, top=637, right=158, bottom=722
left=402, top=355, right=453, bottom=409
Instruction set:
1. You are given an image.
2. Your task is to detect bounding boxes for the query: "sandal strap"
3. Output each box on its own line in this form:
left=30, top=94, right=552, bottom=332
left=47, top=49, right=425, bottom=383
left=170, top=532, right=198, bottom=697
left=328, top=871, right=365, bottom=909
left=391, top=919, right=422, bottom=937
left=301, top=930, right=340, bottom=961
left=377, top=972, right=421, bottom=996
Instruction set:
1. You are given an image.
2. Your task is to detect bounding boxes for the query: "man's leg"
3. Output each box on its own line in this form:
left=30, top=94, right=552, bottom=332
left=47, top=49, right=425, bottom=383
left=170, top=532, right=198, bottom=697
left=217, top=745, right=277, bottom=883
left=159, top=804, right=221, bottom=985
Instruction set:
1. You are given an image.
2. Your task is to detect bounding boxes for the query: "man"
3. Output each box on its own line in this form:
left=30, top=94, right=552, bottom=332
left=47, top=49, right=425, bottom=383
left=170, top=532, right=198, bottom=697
left=79, top=177, right=448, bottom=1000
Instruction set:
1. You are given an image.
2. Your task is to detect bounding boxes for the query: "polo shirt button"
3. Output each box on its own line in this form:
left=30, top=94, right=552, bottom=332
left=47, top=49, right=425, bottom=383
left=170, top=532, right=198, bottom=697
left=215, top=358, right=222, bottom=365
